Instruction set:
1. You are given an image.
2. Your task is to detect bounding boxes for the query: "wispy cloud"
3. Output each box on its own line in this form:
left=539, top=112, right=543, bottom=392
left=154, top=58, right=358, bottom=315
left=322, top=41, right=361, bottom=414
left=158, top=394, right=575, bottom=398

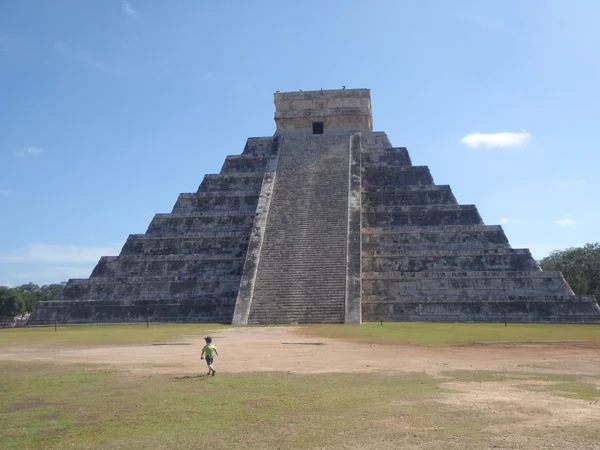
left=555, top=218, right=575, bottom=227
left=9, top=266, right=93, bottom=282
left=53, top=41, right=115, bottom=74
left=122, top=1, right=138, bottom=18
left=15, top=146, right=44, bottom=158
left=0, top=189, right=13, bottom=196
left=79, top=49, right=113, bottom=72
left=500, top=217, right=520, bottom=224
left=461, top=131, right=531, bottom=148
left=558, top=179, right=586, bottom=187
left=0, top=243, right=122, bottom=263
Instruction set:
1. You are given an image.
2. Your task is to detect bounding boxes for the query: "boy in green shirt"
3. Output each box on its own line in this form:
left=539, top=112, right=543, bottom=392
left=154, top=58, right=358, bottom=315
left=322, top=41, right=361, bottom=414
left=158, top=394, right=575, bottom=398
left=201, top=336, right=219, bottom=376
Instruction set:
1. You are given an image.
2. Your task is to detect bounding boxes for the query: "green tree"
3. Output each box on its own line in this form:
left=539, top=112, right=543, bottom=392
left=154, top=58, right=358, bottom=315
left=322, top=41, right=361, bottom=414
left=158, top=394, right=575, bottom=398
left=40, top=282, right=66, bottom=302
left=0, top=287, right=24, bottom=319
left=540, top=243, right=600, bottom=299
left=13, top=282, right=66, bottom=312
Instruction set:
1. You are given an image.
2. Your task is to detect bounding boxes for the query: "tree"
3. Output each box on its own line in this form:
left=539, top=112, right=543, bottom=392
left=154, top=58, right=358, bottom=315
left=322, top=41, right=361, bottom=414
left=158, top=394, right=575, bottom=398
left=0, top=287, right=24, bottom=319
left=12, top=282, right=66, bottom=313
left=539, top=243, right=600, bottom=299
left=39, top=283, right=67, bottom=302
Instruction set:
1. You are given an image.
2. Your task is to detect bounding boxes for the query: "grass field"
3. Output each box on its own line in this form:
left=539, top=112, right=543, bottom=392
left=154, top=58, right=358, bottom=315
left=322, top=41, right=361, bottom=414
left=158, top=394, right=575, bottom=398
left=303, top=322, right=600, bottom=345
left=0, top=323, right=222, bottom=347
left=2, top=322, right=598, bottom=348
left=1, top=323, right=599, bottom=449
left=1, top=362, right=598, bottom=450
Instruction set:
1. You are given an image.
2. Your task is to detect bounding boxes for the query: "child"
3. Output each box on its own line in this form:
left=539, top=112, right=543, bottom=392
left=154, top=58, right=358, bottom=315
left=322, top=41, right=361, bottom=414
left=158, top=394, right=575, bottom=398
left=200, top=336, right=219, bottom=376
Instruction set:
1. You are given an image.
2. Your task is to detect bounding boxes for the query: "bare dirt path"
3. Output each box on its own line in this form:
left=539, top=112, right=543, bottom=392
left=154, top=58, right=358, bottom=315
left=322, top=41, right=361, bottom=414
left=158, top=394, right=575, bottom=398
left=1, top=326, right=599, bottom=378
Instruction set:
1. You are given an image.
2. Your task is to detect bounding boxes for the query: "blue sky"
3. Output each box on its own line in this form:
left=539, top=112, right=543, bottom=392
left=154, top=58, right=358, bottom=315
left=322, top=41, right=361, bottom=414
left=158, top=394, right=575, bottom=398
left=1, top=0, right=599, bottom=287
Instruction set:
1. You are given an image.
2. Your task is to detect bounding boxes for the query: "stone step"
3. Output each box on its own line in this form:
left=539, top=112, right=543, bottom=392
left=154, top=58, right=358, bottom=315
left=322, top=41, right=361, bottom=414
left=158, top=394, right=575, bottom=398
left=362, top=185, right=457, bottom=206
left=242, top=137, right=276, bottom=156
left=362, top=296, right=600, bottom=323
left=121, top=233, right=250, bottom=256
left=362, top=294, right=597, bottom=304
left=362, top=204, right=483, bottom=227
left=61, top=277, right=241, bottom=300
left=362, top=226, right=509, bottom=248
left=27, top=298, right=237, bottom=325
left=363, top=242, right=510, bottom=252
left=146, top=212, right=256, bottom=235
left=363, top=251, right=539, bottom=272
left=91, top=256, right=245, bottom=278
left=361, top=132, right=393, bottom=150
left=172, top=192, right=259, bottom=213
left=362, top=270, right=560, bottom=279
left=362, top=166, right=434, bottom=188
left=361, top=147, right=412, bottom=166
left=362, top=225, right=503, bottom=234
left=363, top=248, right=532, bottom=257
left=198, top=173, right=264, bottom=192
left=220, top=154, right=270, bottom=173
left=362, top=272, right=573, bottom=296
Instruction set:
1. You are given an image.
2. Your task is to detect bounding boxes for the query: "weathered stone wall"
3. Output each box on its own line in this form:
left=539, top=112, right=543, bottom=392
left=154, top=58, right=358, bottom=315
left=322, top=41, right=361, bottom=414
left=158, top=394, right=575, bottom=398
left=274, top=89, right=372, bottom=134
left=359, top=133, right=600, bottom=323
left=28, top=137, right=279, bottom=325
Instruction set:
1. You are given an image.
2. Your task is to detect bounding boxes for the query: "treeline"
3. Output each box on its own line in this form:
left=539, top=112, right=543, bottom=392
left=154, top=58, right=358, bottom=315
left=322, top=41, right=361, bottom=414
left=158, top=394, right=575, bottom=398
left=0, top=282, right=66, bottom=318
left=539, top=243, right=600, bottom=299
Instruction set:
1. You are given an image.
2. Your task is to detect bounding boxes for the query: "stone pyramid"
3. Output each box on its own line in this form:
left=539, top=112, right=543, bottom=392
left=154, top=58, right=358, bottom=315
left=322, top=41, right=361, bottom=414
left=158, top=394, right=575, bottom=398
left=29, top=89, right=600, bottom=324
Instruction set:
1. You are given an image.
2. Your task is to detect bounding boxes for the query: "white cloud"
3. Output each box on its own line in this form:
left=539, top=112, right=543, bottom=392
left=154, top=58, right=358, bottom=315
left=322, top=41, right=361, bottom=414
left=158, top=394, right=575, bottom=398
left=15, top=146, right=44, bottom=158
left=10, top=266, right=93, bottom=282
left=0, top=243, right=122, bottom=263
left=79, top=49, right=113, bottom=73
left=500, top=217, right=521, bottom=224
left=0, top=189, right=12, bottom=196
left=559, top=179, right=586, bottom=187
left=122, top=1, right=138, bottom=17
left=555, top=218, right=575, bottom=227
left=461, top=131, right=531, bottom=148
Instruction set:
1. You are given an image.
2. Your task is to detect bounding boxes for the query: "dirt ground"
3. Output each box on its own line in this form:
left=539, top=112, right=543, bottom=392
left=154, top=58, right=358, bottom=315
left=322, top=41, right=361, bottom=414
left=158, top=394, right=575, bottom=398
left=2, top=326, right=600, bottom=449
left=1, top=326, right=599, bottom=378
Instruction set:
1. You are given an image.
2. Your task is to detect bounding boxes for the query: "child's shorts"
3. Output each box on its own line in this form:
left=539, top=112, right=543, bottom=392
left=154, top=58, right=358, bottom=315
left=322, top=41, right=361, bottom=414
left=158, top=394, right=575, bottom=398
left=205, top=357, right=214, bottom=365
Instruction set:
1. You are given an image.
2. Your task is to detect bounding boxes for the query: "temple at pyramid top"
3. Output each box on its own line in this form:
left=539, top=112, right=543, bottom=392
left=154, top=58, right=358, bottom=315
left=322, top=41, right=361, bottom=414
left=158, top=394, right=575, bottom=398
left=274, top=88, right=373, bottom=134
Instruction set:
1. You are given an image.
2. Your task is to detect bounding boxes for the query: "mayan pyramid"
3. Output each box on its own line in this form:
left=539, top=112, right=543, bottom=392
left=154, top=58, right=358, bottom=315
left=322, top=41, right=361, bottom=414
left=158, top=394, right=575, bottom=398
left=29, top=89, right=600, bottom=324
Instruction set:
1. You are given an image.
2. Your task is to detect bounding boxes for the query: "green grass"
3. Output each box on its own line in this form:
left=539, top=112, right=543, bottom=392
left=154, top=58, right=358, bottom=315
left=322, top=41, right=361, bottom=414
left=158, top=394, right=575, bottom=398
left=2, top=361, right=598, bottom=449
left=0, top=362, right=450, bottom=449
left=3, top=322, right=598, bottom=348
left=303, top=322, right=600, bottom=345
left=0, top=323, right=223, bottom=347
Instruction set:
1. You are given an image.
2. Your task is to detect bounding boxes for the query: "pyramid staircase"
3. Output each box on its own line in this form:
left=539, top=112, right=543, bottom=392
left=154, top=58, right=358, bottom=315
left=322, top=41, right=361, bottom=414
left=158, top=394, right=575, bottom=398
left=246, top=134, right=352, bottom=324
